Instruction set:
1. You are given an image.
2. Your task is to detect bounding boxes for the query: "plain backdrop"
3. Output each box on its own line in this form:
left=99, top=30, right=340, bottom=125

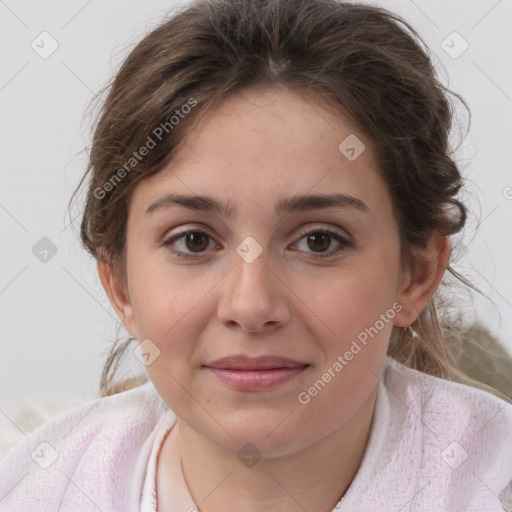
left=1, top=0, right=511, bottom=405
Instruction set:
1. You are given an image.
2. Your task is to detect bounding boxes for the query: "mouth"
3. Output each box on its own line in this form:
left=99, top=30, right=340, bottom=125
left=203, top=355, right=311, bottom=391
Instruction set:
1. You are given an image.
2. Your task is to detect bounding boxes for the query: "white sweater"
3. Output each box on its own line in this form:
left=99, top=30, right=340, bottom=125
left=0, top=356, right=511, bottom=511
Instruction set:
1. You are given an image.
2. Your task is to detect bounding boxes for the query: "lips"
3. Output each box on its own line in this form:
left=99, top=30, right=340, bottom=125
left=205, top=354, right=309, bottom=371
left=204, top=355, right=310, bottom=391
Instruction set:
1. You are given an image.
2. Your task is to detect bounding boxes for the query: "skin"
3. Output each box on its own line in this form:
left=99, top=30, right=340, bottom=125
left=98, top=85, right=451, bottom=512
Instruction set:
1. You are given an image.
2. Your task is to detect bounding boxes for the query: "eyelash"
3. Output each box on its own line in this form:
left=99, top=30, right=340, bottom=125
left=162, top=226, right=352, bottom=260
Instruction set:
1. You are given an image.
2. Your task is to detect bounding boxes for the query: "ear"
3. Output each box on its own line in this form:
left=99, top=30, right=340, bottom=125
left=97, top=260, right=138, bottom=338
left=393, top=235, right=451, bottom=328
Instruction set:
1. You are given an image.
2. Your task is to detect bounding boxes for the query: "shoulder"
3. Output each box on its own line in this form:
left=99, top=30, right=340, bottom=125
left=381, top=355, right=512, bottom=434
left=381, top=356, right=512, bottom=510
left=0, top=381, right=173, bottom=510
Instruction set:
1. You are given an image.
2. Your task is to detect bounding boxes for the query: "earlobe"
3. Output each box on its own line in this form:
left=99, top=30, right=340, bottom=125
left=97, top=260, right=138, bottom=338
left=393, top=235, right=451, bottom=328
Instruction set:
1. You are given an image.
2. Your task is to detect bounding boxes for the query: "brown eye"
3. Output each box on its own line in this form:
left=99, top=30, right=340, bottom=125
left=184, top=232, right=210, bottom=252
left=306, top=233, right=331, bottom=253
left=163, top=230, right=215, bottom=258
left=293, top=229, right=352, bottom=259
left=163, top=227, right=351, bottom=260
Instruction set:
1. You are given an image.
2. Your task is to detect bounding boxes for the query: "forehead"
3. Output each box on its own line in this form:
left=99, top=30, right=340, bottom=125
left=128, top=87, right=391, bottom=222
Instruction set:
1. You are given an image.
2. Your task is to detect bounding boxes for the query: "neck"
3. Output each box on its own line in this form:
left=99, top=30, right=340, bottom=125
left=173, top=385, right=378, bottom=512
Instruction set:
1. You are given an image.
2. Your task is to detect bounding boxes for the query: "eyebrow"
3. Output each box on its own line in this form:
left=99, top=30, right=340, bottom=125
left=144, top=192, right=369, bottom=217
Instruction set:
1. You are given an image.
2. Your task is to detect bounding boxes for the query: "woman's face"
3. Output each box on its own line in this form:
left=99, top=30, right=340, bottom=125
left=104, top=87, right=418, bottom=457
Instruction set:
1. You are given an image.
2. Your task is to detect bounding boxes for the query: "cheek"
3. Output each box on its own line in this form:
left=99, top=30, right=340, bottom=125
left=292, top=269, right=398, bottom=438
left=129, top=270, right=209, bottom=404
left=128, top=250, right=209, bottom=330
left=298, top=261, right=400, bottom=343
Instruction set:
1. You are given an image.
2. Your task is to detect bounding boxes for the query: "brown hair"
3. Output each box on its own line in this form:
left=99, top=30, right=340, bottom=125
left=70, top=0, right=512, bottom=400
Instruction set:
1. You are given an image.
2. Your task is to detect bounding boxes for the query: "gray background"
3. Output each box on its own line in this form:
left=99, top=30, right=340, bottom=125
left=1, top=0, right=511, bottom=405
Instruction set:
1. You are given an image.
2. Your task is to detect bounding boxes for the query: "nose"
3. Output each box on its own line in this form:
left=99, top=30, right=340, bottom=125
left=216, top=248, right=291, bottom=333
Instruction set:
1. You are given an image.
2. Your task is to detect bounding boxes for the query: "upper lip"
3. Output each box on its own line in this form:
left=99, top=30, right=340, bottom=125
left=205, top=355, right=309, bottom=370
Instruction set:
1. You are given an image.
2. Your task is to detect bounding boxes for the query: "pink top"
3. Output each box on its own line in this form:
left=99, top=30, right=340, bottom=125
left=139, top=412, right=200, bottom=511
left=1, top=356, right=511, bottom=511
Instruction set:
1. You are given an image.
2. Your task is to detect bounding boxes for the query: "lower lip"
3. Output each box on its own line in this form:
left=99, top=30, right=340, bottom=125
left=206, top=365, right=309, bottom=391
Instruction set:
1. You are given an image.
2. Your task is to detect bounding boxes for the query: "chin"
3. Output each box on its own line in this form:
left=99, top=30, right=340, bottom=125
left=204, top=413, right=314, bottom=460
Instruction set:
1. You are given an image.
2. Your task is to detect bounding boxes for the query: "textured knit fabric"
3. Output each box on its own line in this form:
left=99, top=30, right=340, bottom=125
left=0, top=356, right=511, bottom=511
